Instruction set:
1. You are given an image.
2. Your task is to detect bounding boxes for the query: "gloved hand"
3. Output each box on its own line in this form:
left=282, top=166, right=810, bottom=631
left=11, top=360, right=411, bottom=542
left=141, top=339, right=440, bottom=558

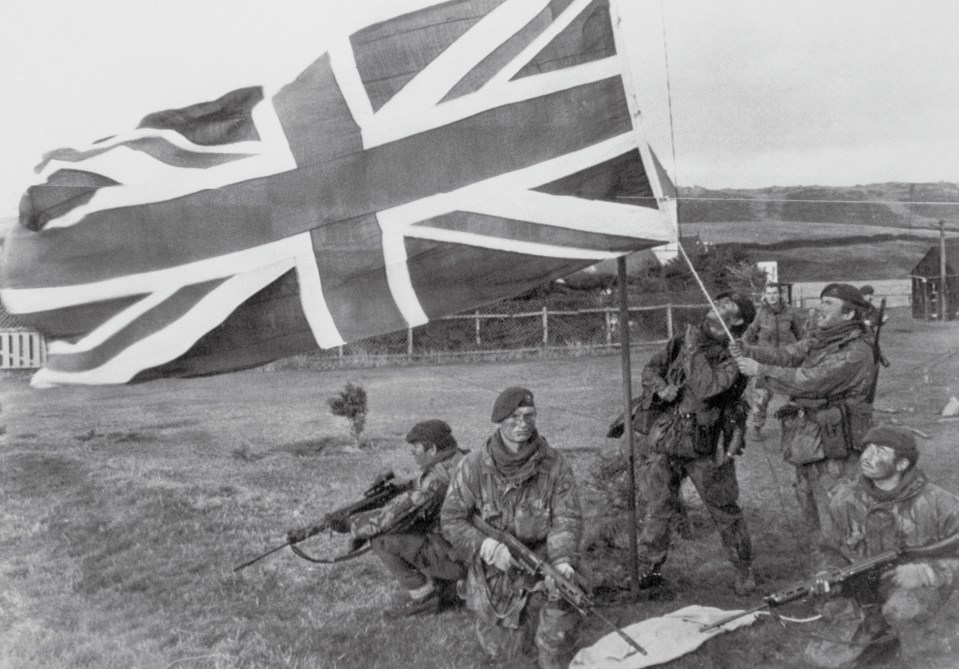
left=886, top=563, right=938, bottom=589
left=286, top=526, right=314, bottom=544
left=326, top=511, right=351, bottom=534
left=480, top=538, right=514, bottom=571
left=545, top=562, right=576, bottom=597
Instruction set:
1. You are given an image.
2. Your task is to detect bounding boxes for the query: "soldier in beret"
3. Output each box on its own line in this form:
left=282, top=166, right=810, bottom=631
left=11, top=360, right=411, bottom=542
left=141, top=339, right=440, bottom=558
left=442, top=387, right=583, bottom=669
left=804, top=426, right=959, bottom=667
left=732, top=283, right=877, bottom=554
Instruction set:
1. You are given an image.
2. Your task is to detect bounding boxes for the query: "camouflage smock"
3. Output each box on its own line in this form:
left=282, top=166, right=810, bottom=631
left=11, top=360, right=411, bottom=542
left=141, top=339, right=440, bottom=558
left=744, top=322, right=874, bottom=405
left=441, top=432, right=582, bottom=626
left=351, top=449, right=465, bottom=540
left=820, top=469, right=959, bottom=591
left=743, top=321, right=876, bottom=462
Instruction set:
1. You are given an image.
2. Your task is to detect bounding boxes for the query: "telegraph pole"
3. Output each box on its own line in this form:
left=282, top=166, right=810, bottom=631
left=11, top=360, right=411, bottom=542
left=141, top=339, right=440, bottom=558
left=940, top=220, right=948, bottom=322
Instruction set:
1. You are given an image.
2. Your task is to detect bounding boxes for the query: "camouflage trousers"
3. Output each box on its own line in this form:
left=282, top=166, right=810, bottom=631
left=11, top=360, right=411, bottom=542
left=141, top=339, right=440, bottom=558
left=794, top=454, right=859, bottom=553
left=637, top=453, right=752, bottom=570
left=464, top=564, right=579, bottom=663
left=370, top=532, right=465, bottom=591
left=805, top=583, right=956, bottom=667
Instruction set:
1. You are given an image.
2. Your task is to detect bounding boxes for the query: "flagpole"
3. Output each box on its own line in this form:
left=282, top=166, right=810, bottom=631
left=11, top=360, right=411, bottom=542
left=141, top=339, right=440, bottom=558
left=617, top=256, right=641, bottom=596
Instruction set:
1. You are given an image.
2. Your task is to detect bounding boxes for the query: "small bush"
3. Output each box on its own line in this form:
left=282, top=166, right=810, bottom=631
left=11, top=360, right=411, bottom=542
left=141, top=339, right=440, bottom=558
left=327, top=383, right=369, bottom=449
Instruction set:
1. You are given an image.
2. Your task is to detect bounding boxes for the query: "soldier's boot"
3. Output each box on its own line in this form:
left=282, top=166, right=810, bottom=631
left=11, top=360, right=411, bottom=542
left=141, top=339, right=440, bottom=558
left=383, top=579, right=440, bottom=619
left=382, top=591, right=440, bottom=619
left=733, top=564, right=757, bottom=597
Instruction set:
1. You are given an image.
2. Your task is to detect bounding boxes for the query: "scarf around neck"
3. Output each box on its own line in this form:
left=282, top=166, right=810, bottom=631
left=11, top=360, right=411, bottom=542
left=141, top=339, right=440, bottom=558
left=488, top=429, right=546, bottom=483
left=809, top=320, right=864, bottom=351
left=863, top=467, right=924, bottom=504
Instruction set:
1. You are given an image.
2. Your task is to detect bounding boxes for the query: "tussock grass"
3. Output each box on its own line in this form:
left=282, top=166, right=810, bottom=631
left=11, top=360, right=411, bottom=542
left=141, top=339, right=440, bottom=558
left=1, top=314, right=958, bottom=668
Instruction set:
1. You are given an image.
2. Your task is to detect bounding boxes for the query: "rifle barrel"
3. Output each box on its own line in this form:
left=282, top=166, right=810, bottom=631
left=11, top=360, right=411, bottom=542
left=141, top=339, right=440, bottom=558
left=233, top=541, right=291, bottom=572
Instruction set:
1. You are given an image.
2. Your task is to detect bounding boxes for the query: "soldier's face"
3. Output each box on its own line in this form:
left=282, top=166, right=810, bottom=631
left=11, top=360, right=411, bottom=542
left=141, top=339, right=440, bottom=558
left=763, top=287, right=780, bottom=305
left=818, top=296, right=852, bottom=328
left=410, top=441, right=436, bottom=468
left=499, top=407, right=536, bottom=445
left=859, top=444, right=908, bottom=481
left=705, top=297, right=743, bottom=338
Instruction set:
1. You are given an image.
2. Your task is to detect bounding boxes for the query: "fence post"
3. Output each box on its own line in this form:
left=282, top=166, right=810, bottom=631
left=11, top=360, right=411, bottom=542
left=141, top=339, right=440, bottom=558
left=475, top=310, right=481, bottom=346
left=666, top=304, right=674, bottom=339
left=605, top=309, right=612, bottom=346
left=407, top=327, right=413, bottom=357
left=542, top=306, right=548, bottom=346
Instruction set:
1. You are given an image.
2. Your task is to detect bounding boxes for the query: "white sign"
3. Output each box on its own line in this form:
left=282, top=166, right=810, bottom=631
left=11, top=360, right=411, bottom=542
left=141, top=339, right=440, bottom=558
left=756, top=261, right=778, bottom=283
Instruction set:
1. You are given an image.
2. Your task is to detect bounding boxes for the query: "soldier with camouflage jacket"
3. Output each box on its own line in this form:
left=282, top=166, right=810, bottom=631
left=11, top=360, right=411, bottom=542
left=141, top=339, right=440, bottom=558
left=733, top=283, right=877, bottom=552
left=347, top=419, right=467, bottom=618
left=804, top=426, right=959, bottom=667
left=634, top=293, right=757, bottom=597
left=441, top=387, right=583, bottom=669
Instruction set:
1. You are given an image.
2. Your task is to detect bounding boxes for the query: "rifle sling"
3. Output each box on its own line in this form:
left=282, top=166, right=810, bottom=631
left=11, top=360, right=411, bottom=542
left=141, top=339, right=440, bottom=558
left=289, top=542, right=370, bottom=564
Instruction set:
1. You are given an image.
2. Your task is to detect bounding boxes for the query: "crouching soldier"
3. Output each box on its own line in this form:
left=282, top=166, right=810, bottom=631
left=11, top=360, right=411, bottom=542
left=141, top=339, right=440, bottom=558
left=442, top=387, right=584, bottom=669
left=805, top=426, right=959, bottom=668
left=288, top=419, right=467, bottom=618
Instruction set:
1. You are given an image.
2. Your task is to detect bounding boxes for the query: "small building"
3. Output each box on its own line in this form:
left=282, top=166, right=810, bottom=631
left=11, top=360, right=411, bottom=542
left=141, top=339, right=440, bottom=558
left=910, top=238, right=959, bottom=320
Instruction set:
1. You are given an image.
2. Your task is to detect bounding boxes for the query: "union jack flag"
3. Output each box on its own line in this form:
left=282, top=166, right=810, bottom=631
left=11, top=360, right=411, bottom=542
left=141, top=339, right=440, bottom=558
left=1, top=0, right=675, bottom=386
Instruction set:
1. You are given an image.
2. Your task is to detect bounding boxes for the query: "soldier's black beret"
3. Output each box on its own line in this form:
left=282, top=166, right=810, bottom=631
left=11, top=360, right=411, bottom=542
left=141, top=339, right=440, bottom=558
left=406, top=419, right=457, bottom=451
left=820, top=283, right=870, bottom=309
left=862, top=425, right=918, bottom=466
left=491, top=387, right=535, bottom=423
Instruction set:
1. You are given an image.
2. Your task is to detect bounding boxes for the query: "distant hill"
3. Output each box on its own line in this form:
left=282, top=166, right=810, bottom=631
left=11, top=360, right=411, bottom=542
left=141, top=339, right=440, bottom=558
left=676, top=181, right=959, bottom=230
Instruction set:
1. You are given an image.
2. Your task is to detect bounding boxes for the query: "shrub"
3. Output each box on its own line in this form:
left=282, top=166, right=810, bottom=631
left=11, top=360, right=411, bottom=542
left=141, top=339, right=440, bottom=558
left=327, top=383, right=369, bottom=449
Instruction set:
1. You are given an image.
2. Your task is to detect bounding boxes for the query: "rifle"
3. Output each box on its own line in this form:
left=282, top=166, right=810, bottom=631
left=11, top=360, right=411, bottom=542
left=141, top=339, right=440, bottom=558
left=471, top=516, right=647, bottom=657
left=700, top=532, right=959, bottom=632
left=865, top=298, right=889, bottom=404
left=233, top=470, right=411, bottom=572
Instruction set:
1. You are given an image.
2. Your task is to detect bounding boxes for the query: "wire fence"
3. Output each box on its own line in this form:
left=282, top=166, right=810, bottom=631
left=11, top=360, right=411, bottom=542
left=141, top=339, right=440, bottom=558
left=278, top=301, right=714, bottom=370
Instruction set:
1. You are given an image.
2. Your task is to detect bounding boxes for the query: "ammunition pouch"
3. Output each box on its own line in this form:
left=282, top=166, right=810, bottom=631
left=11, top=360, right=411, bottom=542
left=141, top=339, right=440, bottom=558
left=648, top=406, right=722, bottom=459
left=776, top=398, right=873, bottom=465
left=777, top=405, right=825, bottom=465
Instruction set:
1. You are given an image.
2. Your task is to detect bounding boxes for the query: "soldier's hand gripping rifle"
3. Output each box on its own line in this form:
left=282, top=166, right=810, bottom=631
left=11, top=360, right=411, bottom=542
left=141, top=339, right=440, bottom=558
left=700, top=531, right=959, bottom=633
left=233, top=470, right=411, bottom=572
left=471, top=516, right=647, bottom=657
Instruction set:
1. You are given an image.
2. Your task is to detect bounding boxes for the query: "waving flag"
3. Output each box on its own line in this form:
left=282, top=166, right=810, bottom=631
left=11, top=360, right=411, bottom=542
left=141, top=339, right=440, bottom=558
left=1, top=0, right=675, bottom=386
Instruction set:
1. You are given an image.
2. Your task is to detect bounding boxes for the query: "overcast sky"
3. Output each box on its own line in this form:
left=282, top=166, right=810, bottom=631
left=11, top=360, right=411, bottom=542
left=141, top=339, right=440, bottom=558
left=2, top=0, right=958, bottom=219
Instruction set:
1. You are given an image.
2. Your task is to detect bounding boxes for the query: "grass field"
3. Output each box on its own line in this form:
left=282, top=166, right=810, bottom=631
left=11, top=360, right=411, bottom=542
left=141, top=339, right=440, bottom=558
left=1, top=307, right=958, bottom=669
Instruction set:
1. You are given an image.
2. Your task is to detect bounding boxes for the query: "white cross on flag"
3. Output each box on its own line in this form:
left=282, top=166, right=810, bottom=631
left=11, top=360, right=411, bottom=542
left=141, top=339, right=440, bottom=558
left=1, top=0, right=676, bottom=386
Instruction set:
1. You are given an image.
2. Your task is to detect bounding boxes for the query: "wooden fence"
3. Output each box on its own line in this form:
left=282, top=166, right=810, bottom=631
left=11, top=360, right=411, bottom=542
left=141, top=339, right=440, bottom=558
left=0, top=330, right=47, bottom=369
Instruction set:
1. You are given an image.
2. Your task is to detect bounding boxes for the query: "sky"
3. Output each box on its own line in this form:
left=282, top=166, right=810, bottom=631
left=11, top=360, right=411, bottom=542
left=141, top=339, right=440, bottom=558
left=1, top=0, right=959, bottom=220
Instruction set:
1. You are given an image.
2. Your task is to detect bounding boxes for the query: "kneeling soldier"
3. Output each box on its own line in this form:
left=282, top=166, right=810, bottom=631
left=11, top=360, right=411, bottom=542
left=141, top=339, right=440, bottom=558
left=806, top=426, right=959, bottom=667
left=291, top=419, right=467, bottom=617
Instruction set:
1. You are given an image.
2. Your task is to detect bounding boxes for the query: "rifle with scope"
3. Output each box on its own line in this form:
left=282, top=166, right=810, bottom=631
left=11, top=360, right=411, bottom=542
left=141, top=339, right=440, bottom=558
left=233, top=470, right=410, bottom=572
